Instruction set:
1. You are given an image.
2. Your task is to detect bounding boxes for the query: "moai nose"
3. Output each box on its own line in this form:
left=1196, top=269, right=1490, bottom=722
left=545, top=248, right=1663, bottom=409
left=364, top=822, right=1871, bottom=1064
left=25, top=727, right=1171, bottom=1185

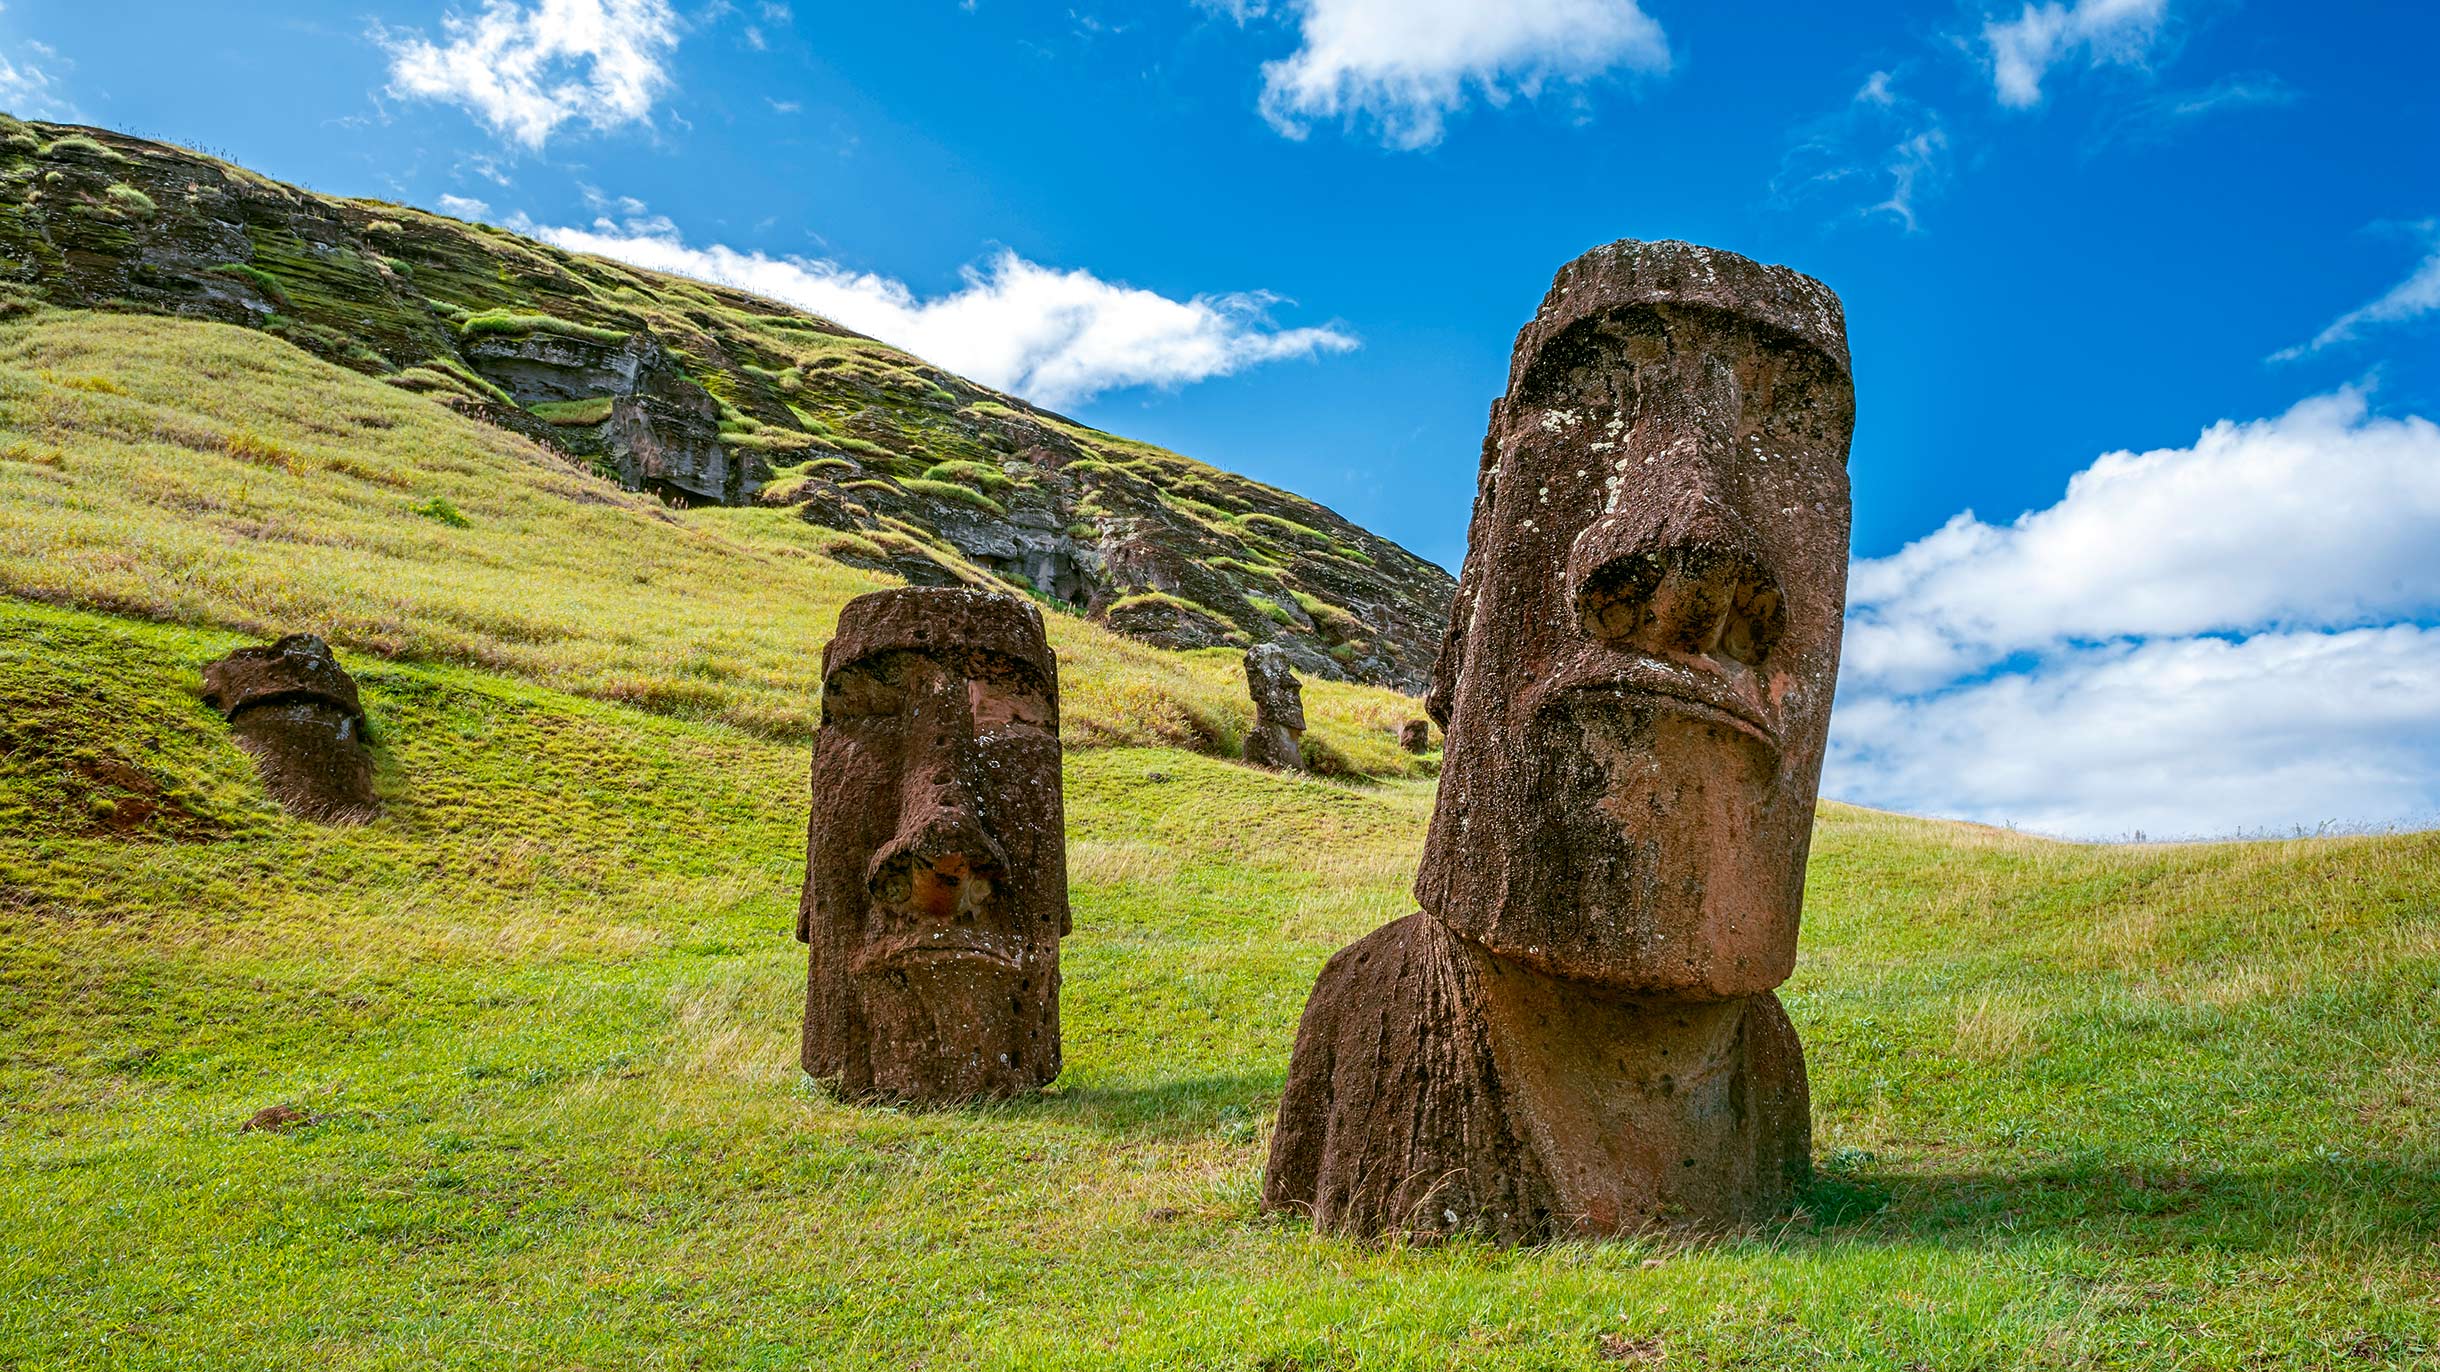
left=1568, top=469, right=1787, bottom=671
left=866, top=676, right=1009, bottom=921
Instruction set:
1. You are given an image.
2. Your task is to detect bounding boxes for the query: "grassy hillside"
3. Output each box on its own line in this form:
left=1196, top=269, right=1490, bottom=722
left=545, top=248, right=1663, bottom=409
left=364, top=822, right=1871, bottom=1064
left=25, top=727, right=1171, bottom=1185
left=0, top=116, right=1456, bottom=690
left=0, top=293, right=2435, bottom=1367
left=0, top=308, right=1428, bottom=777
left=2, top=598, right=2434, bottom=1369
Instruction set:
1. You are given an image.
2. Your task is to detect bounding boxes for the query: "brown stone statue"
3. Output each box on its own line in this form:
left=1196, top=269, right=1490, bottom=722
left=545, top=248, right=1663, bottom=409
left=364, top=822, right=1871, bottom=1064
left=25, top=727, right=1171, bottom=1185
left=1398, top=719, right=1431, bottom=753
left=201, top=634, right=379, bottom=823
left=1263, top=240, right=1855, bottom=1241
left=1242, top=643, right=1307, bottom=771
left=798, top=586, right=1070, bottom=1104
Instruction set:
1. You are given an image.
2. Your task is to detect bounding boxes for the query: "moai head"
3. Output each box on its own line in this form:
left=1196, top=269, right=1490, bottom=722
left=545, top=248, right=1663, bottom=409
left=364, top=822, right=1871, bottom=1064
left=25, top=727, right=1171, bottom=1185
left=201, top=634, right=379, bottom=823
left=1398, top=719, right=1432, bottom=754
left=1242, top=643, right=1308, bottom=771
left=1245, top=644, right=1307, bottom=733
left=799, top=587, right=1069, bottom=1103
left=1415, top=241, right=1855, bottom=999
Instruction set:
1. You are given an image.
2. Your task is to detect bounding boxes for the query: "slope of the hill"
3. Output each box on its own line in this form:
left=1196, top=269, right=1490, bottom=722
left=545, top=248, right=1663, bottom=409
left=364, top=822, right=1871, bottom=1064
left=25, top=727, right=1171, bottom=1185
left=0, top=306, right=1430, bottom=779
left=1, top=597, right=2434, bottom=1369
left=0, top=116, right=1454, bottom=691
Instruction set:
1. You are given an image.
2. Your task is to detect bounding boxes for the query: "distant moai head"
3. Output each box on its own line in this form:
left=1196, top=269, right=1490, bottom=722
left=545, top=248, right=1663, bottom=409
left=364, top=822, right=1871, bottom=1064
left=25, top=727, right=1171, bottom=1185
left=1415, top=241, right=1855, bottom=998
left=201, top=634, right=379, bottom=823
left=799, top=586, right=1069, bottom=1103
left=1245, top=644, right=1307, bottom=733
left=1398, top=719, right=1431, bottom=753
left=1242, top=643, right=1308, bottom=770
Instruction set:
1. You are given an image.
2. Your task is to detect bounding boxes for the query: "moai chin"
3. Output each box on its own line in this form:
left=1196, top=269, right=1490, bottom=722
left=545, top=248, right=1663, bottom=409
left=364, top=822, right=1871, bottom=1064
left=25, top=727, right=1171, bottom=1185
left=1264, top=240, right=1855, bottom=1241
left=201, top=634, right=379, bottom=823
left=1241, top=644, right=1308, bottom=771
left=799, top=586, right=1070, bottom=1104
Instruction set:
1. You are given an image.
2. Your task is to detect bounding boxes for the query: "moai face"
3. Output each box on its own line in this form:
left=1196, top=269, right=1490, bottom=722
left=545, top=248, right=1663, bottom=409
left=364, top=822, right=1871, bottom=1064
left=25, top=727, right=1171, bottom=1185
left=1416, top=242, right=1854, bottom=999
left=201, top=634, right=379, bottom=823
left=799, top=587, right=1069, bottom=1103
left=1246, top=645, right=1307, bottom=733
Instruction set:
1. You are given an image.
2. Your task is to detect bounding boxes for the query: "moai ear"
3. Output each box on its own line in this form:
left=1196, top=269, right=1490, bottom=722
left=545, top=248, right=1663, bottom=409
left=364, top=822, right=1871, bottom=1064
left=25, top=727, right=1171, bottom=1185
left=1425, top=401, right=1505, bottom=730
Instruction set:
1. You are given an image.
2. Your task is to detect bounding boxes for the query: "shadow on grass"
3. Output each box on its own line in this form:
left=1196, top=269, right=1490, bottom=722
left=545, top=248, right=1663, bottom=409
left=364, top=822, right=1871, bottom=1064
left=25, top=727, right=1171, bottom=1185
left=1796, top=1150, right=2440, bottom=1254
left=991, top=1072, right=1285, bottom=1137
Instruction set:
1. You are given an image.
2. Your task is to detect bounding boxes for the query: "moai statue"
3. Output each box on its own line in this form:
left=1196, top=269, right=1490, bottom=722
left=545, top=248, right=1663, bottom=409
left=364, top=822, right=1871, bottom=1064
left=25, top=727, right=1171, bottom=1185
left=1264, top=241, right=1855, bottom=1241
left=1242, top=644, right=1307, bottom=771
left=1398, top=719, right=1431, bottom=753
left=201, top=634, right=379, bottom=823
left=799, top=587, right=1070, bottom=1104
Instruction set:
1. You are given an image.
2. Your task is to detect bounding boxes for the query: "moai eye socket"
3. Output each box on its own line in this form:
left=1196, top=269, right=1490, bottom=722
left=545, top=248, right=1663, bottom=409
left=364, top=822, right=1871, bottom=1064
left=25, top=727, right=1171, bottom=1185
left=821, top=660, right=907, bottom=723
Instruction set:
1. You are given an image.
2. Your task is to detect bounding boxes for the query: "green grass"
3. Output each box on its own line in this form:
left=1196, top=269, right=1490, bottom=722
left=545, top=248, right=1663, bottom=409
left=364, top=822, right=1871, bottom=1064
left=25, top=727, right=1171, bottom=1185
left=458, top=312, right=631, bottom=346
left=0, top=597, right=2434, bottom=1369
left=899, top=475, right=1008, bottom=516
left=526, top=396, right=615, bottom=426
left=0, top=302, right=2434, bottom=1369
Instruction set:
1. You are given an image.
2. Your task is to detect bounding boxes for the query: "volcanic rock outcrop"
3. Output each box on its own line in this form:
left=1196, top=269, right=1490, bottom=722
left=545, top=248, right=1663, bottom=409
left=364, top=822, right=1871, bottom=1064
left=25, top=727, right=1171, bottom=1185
left=1241, top=644, right=1308, bottom=772
left=1263, top=240, right=1856, bottom=1241
left=798, top=587, right=1070, bottom=1104
left=0, top=118, right=1454, bottom=690
left=201, top=634, right=379, bottom=823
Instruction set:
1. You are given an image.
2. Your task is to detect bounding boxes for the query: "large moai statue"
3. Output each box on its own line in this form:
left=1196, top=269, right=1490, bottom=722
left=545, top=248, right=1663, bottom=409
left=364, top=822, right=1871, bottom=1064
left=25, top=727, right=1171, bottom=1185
left=798, top=586, right=1070, bottom=1104
left=1241, top=644, right=1309, bottom=771
left=1263, top=241, right=1855, bottom=1241
left=201, top=634, right=379, bottom=823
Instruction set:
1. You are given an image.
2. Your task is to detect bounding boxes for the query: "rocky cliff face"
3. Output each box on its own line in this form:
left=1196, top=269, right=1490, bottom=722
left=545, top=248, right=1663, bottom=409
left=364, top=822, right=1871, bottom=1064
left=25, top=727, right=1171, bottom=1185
left=0, top=118, right=1454, bottom=691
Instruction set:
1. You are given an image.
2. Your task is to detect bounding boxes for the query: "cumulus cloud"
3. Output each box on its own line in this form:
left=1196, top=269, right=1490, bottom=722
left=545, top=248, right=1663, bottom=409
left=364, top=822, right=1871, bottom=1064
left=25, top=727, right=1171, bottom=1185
left=1827, top=627, right=2440, bottom=839
left=1235, top=0, right=1670, bottom=151
left=1983, top=0, right=2168, bottom=108
left=1830, top=390, right=2440, bottom=838
left=379, top=0, right=679, bottom=149
left=2272, top=222, right=2440, bottom=361
left=516, top=214, right=1358, bottom=405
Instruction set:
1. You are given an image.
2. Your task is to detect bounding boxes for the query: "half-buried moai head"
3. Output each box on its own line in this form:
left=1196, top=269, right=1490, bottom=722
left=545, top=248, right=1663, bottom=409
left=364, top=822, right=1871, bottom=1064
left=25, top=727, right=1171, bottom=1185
left=1241, top=643, right=1307, bottom=771
left=1398, top=719, right=1431, bottom=754
left=1417, top=239, right=1855, bottom=999
left=1263, top=241, right=1850, bottom=1240
left=798, top=586, right=1069, bottom=1104
left=201, top=634, right=379, bottom=823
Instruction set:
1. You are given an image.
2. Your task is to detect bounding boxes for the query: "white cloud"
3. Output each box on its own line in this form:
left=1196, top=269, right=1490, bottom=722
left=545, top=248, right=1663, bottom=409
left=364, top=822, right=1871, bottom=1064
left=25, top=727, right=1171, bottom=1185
left=1774, top=71, right=1949, bottom=234
left=379, top=0, right=680, bottom=149
left=2272, top=223, right=2440, bottom=361
left=0, top=33, right=73, bottom=120
left=1843, top=390, right=2440, bottom=692
left=1983, top=0, right=2168, bottom=108
left=1242, top=0, right=1670, bottom=151
left=1827, top=627, right=2440, bottom=839
left=1830, top=389, right=2440, bottom=838
left=514, top=214, right=1358, bottom=406
left=436, top=193, right=493, bottom=219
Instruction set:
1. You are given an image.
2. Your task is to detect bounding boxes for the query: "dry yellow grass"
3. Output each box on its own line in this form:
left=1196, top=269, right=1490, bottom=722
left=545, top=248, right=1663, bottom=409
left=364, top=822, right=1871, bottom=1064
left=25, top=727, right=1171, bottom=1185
left=0, top=309, right=1429, bottom=773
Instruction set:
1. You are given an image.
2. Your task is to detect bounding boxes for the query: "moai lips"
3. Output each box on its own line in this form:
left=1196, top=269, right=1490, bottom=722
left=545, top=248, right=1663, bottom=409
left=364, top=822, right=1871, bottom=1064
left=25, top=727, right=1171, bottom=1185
left=799, top=587, right=1070, bottom=1104
left=1265, top=240, right=1855, bottom=1240
left=201, top=634, right=379, bottom=823
left=1242, top=643, right=1308, bottom=772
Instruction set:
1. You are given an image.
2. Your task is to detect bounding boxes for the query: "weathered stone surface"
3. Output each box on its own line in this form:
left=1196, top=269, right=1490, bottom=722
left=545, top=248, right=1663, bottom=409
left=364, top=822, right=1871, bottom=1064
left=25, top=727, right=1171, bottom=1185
left=798, top=587, right=1069, bottom=1104
left=1241, top=644, right=1307, bottom=771
left=1399, top=718, right=1431, bottom=753
left=461, top=331, right=732, bottom=505
left=1266, top=240, right=1856, bottom=1240
left=201, top=634, right=378, bottom=823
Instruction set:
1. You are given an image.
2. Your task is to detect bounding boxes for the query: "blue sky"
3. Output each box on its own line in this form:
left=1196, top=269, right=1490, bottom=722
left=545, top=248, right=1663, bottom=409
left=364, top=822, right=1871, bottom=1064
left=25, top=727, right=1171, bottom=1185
left=3, top=0, right=2437, bottom=837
